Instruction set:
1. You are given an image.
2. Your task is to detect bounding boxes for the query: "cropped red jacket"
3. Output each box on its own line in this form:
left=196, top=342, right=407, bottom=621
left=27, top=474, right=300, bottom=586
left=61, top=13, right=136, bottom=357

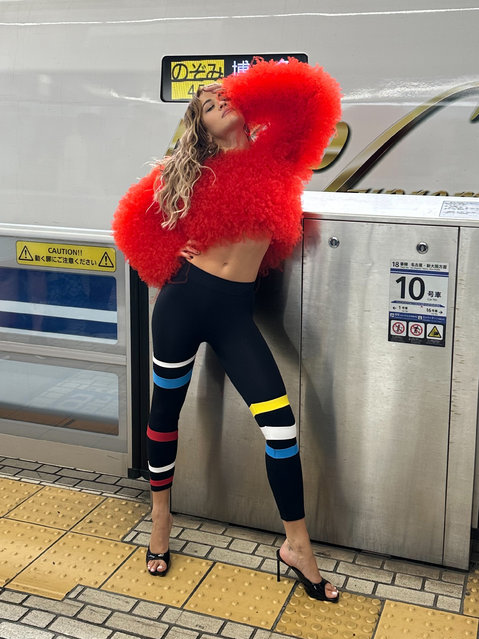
left=112, top=58, right=341, bottom=287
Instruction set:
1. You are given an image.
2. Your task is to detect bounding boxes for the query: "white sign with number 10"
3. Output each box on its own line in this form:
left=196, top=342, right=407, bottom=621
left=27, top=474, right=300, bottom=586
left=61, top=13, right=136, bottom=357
left=389, top=260, right=448, bottom=346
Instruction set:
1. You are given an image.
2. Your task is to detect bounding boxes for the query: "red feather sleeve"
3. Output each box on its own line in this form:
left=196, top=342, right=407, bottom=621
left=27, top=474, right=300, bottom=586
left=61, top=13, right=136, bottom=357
left=221, top=57, right=342, bottom=178
left=111, top=166, right=187, bottom=287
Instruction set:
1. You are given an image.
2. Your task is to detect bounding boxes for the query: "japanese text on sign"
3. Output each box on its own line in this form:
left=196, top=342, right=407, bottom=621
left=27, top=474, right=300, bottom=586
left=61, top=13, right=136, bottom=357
left=388, top=259, right=448, bottom=347
left=16, top=242, right=116, bottom=273
left=170, top=59, right=225, bottom=100
left=162, top=54, right=308, bottom=102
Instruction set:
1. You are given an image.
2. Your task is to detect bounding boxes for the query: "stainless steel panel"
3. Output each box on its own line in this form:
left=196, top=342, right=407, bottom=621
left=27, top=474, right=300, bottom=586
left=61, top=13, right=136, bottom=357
left=301, top=220, right=458, bottom=564
left=445, top=227, right=479, bottom=568
left=170, top=250, right=302, bottom=531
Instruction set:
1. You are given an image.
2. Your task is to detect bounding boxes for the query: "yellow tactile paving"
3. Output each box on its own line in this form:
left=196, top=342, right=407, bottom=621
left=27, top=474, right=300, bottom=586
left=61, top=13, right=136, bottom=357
left=72, top=497, right=149, bottom=540
left=8, top=531, right=135, bottom=600
left=375, top=600, right=478, bottom=638
left=103, top=548, right=212, bottom=606
left=6, top=485, right=104, bottom=530
left=276, top=589, right=381, bottom=639
left=185, top=562, right=294, bottom=628
left=0, top=478, right=42, bottom=516
left=464, top=568, right=479, bottom=617
left=0, top=519, right=64, bottom=587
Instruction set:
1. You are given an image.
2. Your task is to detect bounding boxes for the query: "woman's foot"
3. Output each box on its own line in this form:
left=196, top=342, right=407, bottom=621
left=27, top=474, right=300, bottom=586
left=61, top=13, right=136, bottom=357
left=279, top=539, right=339, bottom=601
left=147, top=512, right=173, bottom=575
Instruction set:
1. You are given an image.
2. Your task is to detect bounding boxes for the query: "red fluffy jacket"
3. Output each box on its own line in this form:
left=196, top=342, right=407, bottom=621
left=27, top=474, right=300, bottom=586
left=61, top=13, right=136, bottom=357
left=112, top=58, right=341, bottom=287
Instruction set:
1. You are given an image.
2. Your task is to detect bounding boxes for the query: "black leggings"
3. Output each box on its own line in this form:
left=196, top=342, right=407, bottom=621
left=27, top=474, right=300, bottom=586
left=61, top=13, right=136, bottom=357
left=148, top=260, right=304, bottom=521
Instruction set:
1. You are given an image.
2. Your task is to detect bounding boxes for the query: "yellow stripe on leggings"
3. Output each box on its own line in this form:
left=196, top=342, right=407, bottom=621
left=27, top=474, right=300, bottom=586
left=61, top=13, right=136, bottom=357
left=249, top=394, right=289, bottom=417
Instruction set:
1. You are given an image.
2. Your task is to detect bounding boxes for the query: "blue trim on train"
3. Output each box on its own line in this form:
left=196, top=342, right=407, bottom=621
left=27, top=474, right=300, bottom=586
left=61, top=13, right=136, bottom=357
left=0, top=268, right=117, bottom=311
left=0, top=311, right=117, bottom=339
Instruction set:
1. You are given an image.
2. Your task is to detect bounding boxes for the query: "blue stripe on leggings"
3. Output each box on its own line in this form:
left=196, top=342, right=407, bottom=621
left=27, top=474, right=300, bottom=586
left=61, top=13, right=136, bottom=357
left=265, top=443, right=299, bottom=459
left=153, top=370, right=192, bottom=389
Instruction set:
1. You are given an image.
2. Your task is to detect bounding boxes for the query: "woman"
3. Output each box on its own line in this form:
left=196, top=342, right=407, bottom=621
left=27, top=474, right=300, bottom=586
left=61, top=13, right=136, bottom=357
left=112, top=57, right=341, bottom=602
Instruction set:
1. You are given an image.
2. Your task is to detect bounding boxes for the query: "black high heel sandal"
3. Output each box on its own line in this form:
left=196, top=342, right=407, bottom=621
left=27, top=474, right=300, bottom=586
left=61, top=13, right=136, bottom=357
left=146, top=546, right=171, bottom=577
left=276, top=549, right=339, bottom=603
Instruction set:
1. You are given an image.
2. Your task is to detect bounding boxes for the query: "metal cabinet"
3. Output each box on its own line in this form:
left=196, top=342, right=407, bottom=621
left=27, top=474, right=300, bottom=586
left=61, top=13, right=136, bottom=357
left=148, top=193, right=479, bottom=569
left=301, top=219, right=458, bottom=565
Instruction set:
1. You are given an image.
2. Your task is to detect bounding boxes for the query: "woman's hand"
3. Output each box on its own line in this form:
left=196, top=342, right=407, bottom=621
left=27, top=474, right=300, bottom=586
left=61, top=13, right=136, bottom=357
left=178, top=243, right=201, bottom=260
left=202, top=83, right=229, bottom=103
left=202, top=83, right=223, bottom=94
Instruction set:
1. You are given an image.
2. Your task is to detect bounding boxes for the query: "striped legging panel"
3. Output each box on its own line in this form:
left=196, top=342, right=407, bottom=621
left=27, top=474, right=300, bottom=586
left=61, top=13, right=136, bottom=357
left=250, top=394, right=298, bottom=457
left=147, top=353, right=196, bottom=491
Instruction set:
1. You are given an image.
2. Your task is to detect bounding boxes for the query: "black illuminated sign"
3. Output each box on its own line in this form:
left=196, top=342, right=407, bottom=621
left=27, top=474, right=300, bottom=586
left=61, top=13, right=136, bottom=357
left=161, top=53, right=308, bottom=102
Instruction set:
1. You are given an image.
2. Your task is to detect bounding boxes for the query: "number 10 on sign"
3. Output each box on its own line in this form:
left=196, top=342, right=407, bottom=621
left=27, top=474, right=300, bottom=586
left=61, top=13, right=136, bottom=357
left=389, top=260, right=448, bottom=347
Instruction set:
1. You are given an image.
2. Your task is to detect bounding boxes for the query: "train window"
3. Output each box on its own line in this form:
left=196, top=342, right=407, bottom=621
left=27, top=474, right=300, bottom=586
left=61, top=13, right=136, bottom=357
left=0, top=267, right=118, bottom=344
left=0, top=358, right=123, bottom=447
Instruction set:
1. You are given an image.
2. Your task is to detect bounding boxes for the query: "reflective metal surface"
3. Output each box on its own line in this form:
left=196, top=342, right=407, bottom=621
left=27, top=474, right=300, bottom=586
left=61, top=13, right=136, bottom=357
left=168, top=193, right=479, bottom=568
left=446, top=227, right=479, bottom=567
left=301, top=220, right=458, bottom=565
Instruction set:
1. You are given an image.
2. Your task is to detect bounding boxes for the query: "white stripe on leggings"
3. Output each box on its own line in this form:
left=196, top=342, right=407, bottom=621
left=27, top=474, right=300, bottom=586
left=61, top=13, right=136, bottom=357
left=153, top=353, right=196, bottom=368
left=148, top=461, right=176, bottom=473
left=260, top=423, right=297, bottom=440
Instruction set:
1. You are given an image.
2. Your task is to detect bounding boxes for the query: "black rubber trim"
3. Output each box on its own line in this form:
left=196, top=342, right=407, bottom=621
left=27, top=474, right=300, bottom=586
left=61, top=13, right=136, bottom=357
left=128, top=267, right=150, bottom=480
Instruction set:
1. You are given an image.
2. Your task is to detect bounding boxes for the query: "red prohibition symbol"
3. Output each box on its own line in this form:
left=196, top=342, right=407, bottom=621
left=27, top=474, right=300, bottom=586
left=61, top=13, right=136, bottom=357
left=410, top=323, right=423, bottom=336
left=392, top=321, right=406, bottom=335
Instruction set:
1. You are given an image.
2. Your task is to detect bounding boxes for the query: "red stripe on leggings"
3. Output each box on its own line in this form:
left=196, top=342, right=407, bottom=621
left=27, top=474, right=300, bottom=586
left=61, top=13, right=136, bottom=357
left=150, top=477, right=173, bottom=487
left=147, top=425, right=178, bottom=442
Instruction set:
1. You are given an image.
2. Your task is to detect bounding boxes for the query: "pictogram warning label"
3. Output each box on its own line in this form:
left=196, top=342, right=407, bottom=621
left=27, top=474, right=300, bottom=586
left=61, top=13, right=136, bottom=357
left=16, top=242, right=116, bottom=272
left=99, top=251, right=115, bottom=269
left=408, top=322, right=424, bottom=338
left=18, top=245, right=34, bottom=261
left=427, top=324, right=444, bottom=340
left=390, top=320, right=406, bottom=336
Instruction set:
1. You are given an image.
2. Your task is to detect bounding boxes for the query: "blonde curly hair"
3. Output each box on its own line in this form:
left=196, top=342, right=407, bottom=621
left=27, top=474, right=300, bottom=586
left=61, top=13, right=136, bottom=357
left=153, top=87, right=220, bottom=229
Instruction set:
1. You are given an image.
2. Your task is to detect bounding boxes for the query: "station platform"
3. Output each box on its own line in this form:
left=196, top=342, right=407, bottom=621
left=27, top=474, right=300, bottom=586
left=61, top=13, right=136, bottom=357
left=0, top=457, right=478, bottom=639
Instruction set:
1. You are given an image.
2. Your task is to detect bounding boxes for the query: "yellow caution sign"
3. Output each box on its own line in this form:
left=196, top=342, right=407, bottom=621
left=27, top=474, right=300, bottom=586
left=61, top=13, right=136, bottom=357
left=427, top=325, right=442, bottom=338
left=16, top=241, right=116, bottom=272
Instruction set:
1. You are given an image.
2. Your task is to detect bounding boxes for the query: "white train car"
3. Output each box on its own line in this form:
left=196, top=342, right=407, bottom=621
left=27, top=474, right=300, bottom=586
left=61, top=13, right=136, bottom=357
left=1, top=0, right=477, bottom=229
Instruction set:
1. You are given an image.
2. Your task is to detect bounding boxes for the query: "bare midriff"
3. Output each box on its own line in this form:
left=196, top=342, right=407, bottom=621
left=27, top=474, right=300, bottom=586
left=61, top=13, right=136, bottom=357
left=190, top=235, right=272, bottom=282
